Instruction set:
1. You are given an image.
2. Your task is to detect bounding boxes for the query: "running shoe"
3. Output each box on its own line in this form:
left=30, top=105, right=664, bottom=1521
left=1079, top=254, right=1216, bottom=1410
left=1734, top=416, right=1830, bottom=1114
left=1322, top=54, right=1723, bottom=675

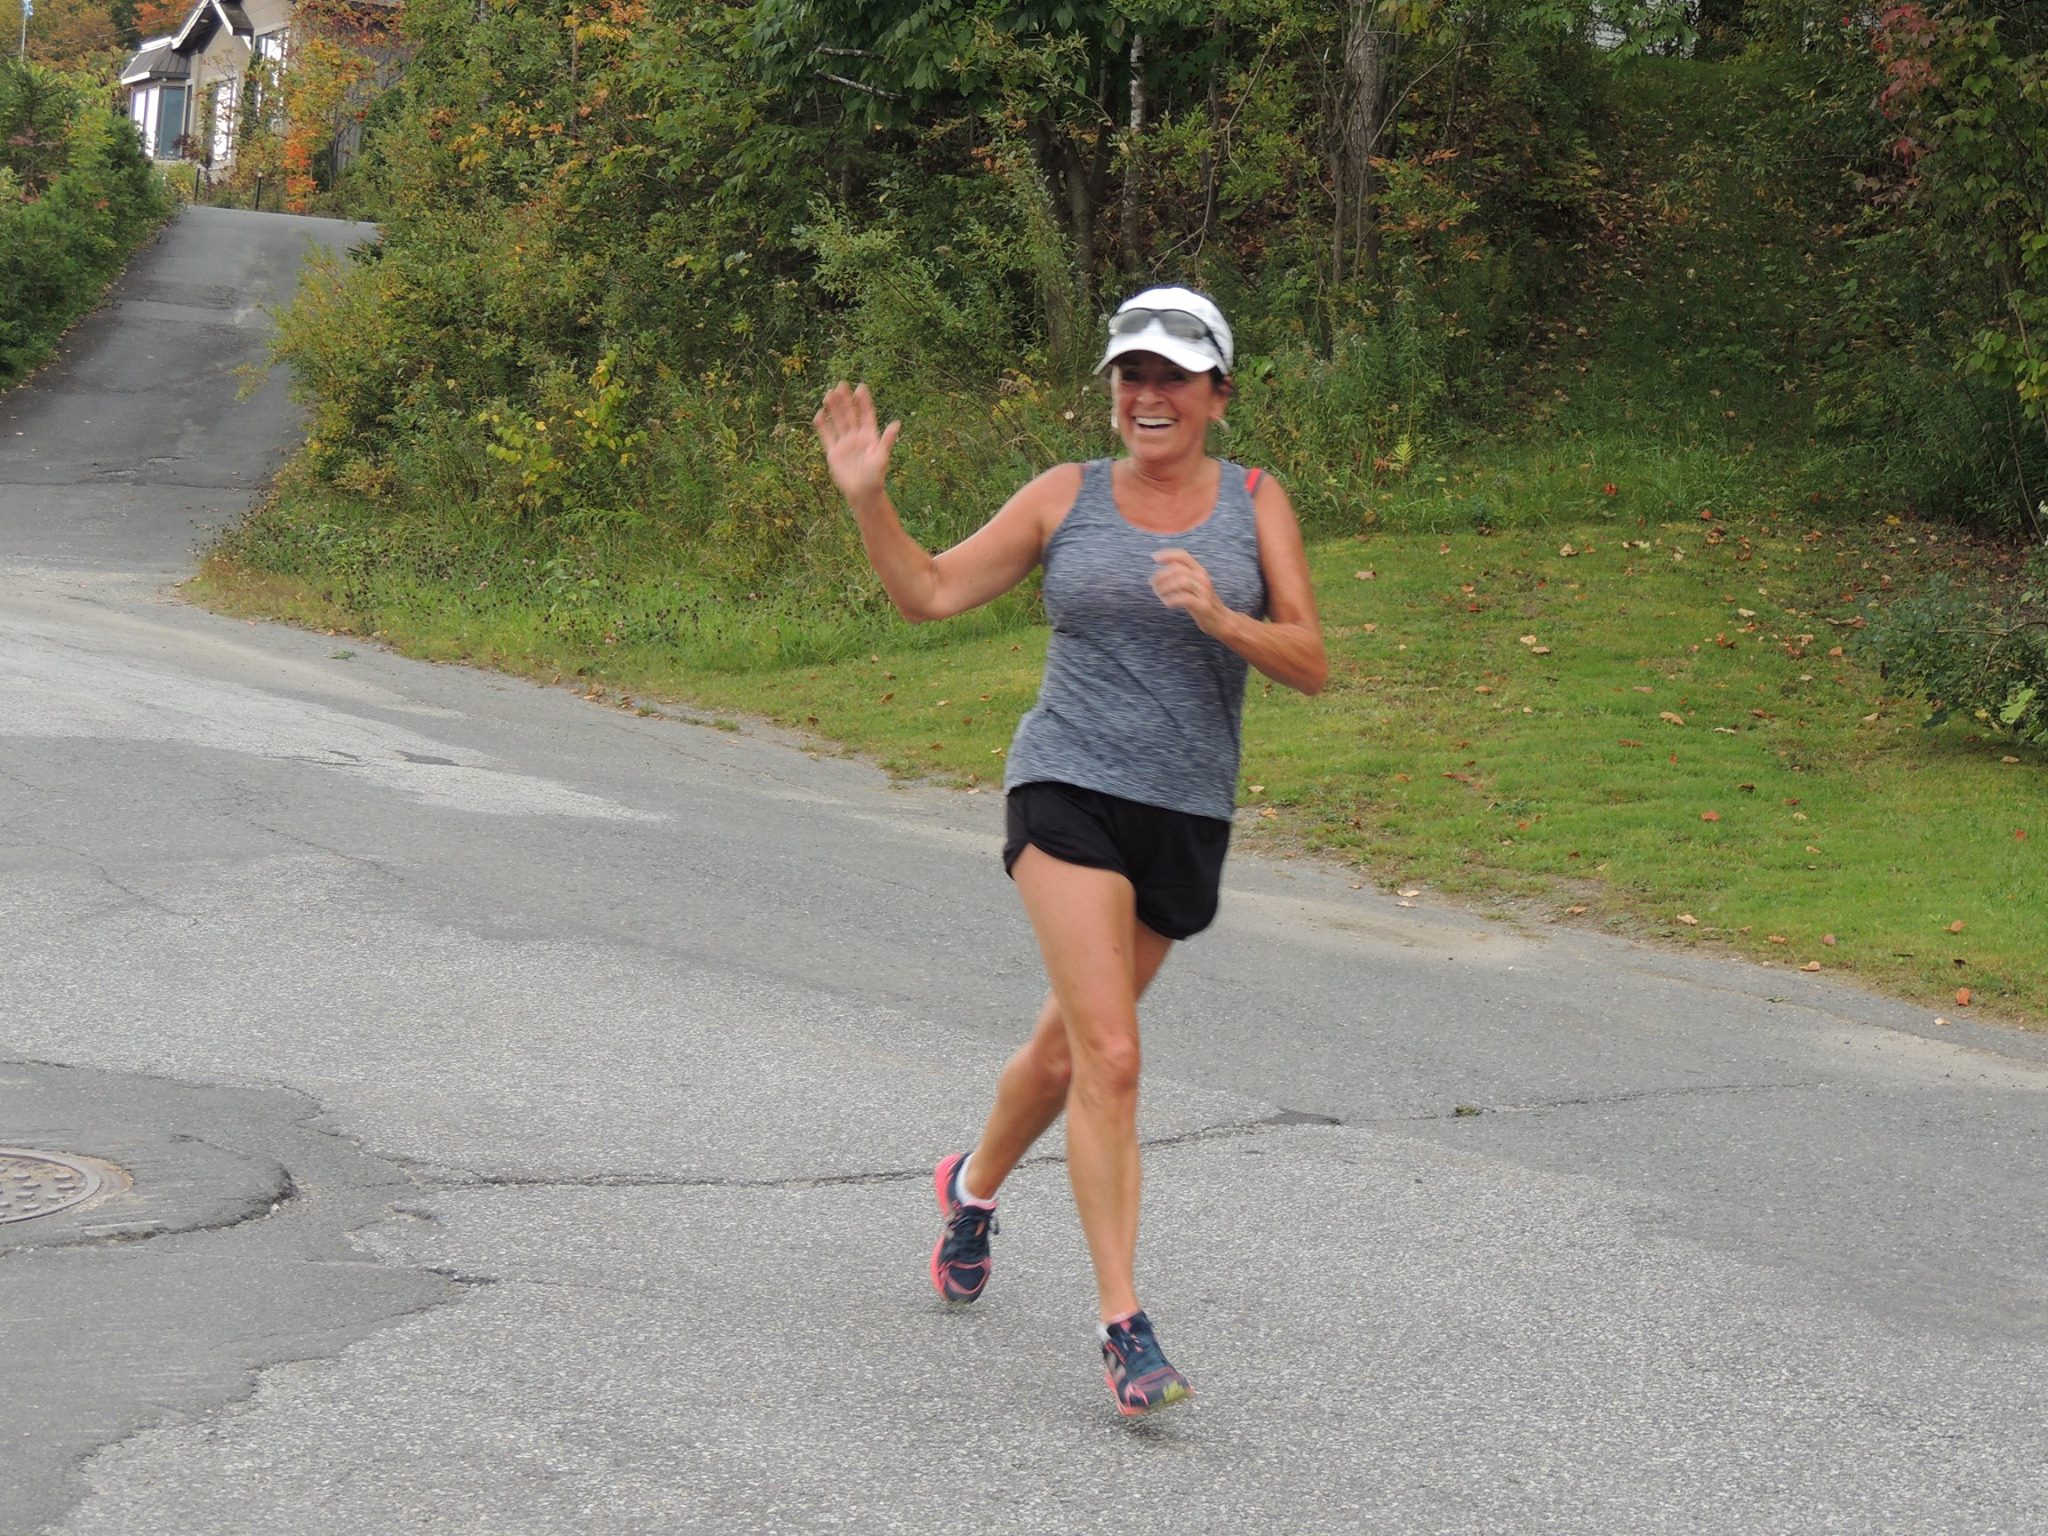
left=929, top=1152, right=997, bottom=1304
left=1099, top=1310, right=1193, bottom=1416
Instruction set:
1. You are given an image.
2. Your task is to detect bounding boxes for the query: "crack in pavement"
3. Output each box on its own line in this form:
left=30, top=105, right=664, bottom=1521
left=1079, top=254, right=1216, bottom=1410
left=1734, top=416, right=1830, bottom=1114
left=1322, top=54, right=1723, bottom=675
left=67, top=852, right=199, bottom=923
left=1362, top=1078, right=1824, bottom=1124
left=387, top=1109, right=1344, bottom=1198
left=245, top=818, right=412, bottom=884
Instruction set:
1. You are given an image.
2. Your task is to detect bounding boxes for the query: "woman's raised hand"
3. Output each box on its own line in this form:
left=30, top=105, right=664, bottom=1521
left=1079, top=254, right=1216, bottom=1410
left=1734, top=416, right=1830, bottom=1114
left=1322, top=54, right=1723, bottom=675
left=813, top=382, right=901, bottom=510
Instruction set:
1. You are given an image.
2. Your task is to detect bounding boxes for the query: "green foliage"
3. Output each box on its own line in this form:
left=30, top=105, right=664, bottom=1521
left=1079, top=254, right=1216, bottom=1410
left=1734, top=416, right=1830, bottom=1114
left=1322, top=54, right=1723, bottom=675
left=1867, top=545, right=2048, bottom=748
left=479, top=350, right=649, bottom=532
left=249, top=0, right=2040, bottom=657
left=0, top=58, right=172, bottom=385
left=1797, top=0, right=2048, bottom=536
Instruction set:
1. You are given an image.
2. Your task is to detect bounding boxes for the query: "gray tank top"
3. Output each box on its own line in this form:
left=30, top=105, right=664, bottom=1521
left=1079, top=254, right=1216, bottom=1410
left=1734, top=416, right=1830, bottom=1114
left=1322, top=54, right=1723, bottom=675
left=1004, top=458, right=1267, bottom=821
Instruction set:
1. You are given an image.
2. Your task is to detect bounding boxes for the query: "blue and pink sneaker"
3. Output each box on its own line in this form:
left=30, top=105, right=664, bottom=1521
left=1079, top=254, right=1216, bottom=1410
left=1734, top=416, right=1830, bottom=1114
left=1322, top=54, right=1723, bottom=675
left=1099, top=1310, right=1193, bottom=1416
left=929, top=1152, right=998, bottom=1304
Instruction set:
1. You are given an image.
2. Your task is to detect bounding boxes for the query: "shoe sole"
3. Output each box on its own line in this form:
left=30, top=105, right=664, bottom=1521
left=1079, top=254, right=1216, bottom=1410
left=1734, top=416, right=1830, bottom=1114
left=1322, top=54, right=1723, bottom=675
left=928, top=1153, right=985, bottom=1304
left=1106, top=1371, right=1193, bottom=1417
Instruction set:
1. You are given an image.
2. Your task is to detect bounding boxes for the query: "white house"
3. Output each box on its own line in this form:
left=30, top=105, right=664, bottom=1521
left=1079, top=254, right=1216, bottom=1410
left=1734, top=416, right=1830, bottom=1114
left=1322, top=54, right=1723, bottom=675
left=121, top=1, right=294, bottom=165
left=119, top=0, right=396, bottom=172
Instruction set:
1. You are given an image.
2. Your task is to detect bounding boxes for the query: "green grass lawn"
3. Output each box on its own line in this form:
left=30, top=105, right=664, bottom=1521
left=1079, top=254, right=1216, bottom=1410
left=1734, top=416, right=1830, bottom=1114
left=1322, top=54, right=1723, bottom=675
left=195, top=499, right=2046, bottom=1027
left=663, top=513, right=2041, bottom=1025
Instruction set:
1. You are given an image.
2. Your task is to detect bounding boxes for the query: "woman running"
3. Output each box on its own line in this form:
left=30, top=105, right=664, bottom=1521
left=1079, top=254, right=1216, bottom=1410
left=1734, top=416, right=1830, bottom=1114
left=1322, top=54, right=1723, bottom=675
left=813, top=286, right=1326, bottom=1415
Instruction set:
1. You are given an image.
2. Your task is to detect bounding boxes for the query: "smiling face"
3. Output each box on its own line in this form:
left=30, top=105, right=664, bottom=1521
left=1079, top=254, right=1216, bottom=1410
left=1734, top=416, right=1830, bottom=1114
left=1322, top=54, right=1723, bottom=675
left=1109, top=353, right=1229, bottom=466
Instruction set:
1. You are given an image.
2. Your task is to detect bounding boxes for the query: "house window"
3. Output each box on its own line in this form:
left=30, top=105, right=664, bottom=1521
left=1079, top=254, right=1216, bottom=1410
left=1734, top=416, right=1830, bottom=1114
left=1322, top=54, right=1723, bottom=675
left=128, top=85, right=186, bottom=159
left=156, top=85, right=187, bottom=157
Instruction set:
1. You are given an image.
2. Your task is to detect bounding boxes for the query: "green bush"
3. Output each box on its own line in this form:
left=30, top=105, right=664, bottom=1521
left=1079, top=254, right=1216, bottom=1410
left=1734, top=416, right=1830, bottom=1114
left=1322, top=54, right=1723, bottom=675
left=0, top=59, right=172, bottom=385
left=1867, top=546, right=2048, bottom=749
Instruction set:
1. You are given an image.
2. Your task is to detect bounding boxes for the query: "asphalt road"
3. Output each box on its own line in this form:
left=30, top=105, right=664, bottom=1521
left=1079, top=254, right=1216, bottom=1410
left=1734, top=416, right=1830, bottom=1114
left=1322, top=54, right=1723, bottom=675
left=2, top=207, right=2044, bottom=1535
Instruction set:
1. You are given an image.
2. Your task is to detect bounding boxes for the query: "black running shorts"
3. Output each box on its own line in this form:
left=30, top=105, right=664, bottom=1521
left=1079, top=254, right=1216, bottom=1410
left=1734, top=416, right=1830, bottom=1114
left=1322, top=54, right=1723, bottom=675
left=1003, top=781, right=1232, bottom=941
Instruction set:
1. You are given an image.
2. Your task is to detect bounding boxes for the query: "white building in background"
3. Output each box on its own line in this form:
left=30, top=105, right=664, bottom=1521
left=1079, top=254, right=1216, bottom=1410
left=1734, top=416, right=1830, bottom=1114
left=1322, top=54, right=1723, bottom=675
left=118, top=0, right=396, bottom=171
left=121, top=1, right=293, bottom=164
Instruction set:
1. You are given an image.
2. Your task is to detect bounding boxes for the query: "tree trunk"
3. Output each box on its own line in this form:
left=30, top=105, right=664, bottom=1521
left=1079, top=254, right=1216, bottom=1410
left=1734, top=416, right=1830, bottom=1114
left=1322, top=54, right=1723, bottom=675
left=1120, top=30, right=1147, bottom=276
left=1334, top=0, right=1393, bottom=287
left=1197, top=13, right=1224, bottom=261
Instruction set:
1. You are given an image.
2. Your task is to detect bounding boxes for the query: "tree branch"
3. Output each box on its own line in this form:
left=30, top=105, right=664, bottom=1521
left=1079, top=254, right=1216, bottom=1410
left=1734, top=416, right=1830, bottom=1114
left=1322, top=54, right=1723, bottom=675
left=814, top=70, right=901, bottom=101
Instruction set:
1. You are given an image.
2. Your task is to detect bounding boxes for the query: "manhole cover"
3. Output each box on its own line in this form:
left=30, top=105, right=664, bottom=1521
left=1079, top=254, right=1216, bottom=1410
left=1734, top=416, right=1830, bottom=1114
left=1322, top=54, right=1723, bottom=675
left=0, top=1149, right=125, bottom=1225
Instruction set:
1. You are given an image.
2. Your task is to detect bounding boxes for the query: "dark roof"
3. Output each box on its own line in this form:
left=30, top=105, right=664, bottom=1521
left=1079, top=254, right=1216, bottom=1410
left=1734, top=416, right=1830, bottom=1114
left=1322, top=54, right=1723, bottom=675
left=119, top=41, right=190, bottom=84
left=170, top=0, right=255, bottom=52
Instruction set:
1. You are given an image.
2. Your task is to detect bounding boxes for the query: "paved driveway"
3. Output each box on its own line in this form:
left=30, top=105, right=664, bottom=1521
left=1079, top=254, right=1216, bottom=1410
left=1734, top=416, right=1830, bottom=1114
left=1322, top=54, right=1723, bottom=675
left=2, top=207, right=2044, bottom=1535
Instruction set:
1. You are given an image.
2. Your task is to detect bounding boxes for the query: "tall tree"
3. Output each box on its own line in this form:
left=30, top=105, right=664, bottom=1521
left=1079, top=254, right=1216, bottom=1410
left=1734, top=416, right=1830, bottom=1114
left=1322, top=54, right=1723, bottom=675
left=1332, top=0, right=1396, bottom=286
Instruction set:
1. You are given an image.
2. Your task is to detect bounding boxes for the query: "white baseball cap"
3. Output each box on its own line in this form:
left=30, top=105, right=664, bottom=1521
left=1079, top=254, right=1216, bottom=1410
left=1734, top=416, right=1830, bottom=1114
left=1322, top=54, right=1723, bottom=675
left=1094, top=286, right=1234, bottom=376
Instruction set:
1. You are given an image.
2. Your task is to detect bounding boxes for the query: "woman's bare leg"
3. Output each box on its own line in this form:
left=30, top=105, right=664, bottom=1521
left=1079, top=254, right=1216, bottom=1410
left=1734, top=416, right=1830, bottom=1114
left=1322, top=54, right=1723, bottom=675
left=963, top=920, right=1173, bottom=1201
left=1008, top=846, right=1155, bottom=1323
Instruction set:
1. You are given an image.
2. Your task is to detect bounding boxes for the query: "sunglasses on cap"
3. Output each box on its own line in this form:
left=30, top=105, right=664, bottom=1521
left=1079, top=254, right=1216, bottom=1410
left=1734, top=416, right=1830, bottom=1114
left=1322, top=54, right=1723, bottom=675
left=1108, top=307, right=1226, bottom=356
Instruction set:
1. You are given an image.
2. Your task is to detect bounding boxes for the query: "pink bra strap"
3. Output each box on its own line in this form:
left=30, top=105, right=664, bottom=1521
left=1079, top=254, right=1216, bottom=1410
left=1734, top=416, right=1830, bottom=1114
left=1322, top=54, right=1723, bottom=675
left=1245, top=467, right=1264, bottom=496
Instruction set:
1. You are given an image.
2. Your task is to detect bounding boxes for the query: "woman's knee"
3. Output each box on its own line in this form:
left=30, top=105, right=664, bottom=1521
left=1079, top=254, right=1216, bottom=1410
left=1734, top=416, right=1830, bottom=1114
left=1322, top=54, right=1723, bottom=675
left=1067, top=1027, right=1141, bottom=1101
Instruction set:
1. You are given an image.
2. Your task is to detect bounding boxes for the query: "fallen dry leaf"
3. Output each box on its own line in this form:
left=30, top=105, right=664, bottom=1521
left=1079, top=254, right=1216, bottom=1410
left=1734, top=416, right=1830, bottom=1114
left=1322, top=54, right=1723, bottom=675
left=1354, top=570, right=1376, bottom=581
left=1566, top=904, right=1589, bottom=916
left=1801, top=961, right=1821, bottom=972
left=1660, top=711, right=1686, bottom=726
left=1677, top=913, right=1699, bottom=925
left=1823, top=933, right=1837, bottom=946
left=1956, top=987, right=1972, bottom=1006
left=1935, top=1016, right=1951, bottom=1027
left=1399, top=888, right=1422, bottom=898
left=1948, top=920, right=1964, bottom=934
left=1519, top=634, right=1539, bottom=646
left=1559, top=544, right=1579, bottom=558
left=1531, top=646, right=1551, bottom=656
left=1768, top=934, right=1788, bottom=944
left=1700, top=812, right=1720, bottom=823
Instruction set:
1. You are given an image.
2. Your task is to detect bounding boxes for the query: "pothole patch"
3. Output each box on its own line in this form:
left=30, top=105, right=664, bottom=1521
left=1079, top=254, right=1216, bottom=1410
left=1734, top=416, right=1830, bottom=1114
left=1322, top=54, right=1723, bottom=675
left=1, top=1148, right=131, bottom=1225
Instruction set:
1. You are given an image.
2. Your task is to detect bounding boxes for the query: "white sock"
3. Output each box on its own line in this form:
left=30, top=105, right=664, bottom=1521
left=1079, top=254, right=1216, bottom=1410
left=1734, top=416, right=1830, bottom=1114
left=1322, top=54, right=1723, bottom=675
left=955, top=1154, right=997, bottom=1209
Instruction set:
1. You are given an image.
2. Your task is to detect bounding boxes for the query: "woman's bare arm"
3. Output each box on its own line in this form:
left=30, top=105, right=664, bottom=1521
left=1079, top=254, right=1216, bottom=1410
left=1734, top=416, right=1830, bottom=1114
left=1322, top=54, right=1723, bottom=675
left=1149, top=475, right=1327, bottom=694
left=814, top=382, right=1074, bottom=623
